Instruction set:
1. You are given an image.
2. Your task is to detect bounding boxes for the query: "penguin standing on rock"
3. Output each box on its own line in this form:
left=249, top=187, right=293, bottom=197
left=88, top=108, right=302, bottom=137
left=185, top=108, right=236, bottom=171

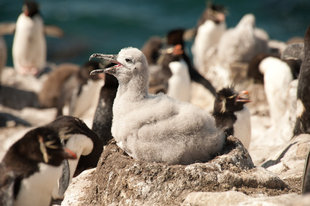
left=212, top=87, right=251, bottom=149
left=294, top=26, right=310, bottom=136
left=0, top=126, right=77, bottom=206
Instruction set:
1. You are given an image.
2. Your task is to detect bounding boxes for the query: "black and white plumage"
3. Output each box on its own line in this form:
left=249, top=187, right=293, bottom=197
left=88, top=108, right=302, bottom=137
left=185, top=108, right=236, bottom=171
left=0, top=126, right=77, bottom=206
left=166, top=29, right=217, bottom=96
left=92, top=74, right=119, bottom=145
left=12, top=1, right=45, bottom=75
left=11, top=1, right=63, bottom=75
left=167, top=58, right=191, bottom=102
left=212, top=87, right=251, bottom=149
left=90, top=47, right=225, bottom=165
left=192, top=3, right=226, bottom=71
left=69, top=61, right=104, bottom=122
left=38, top=61, right=103, bottom=118
left=141, top=29, right=216, bottom=96
left=46, top=116, right=102, bottom=199
left=157, top=44, right=191, bottom=102
left=259, top=56, right=295, bottom=126
left=294, top=27, right=310, bottom=135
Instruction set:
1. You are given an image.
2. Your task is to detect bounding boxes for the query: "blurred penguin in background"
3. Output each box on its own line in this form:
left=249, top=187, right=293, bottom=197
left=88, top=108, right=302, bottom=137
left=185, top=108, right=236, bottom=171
left=192, top=3, right=227, bottom=71
left=11, top=1, right=63, bottom=75
left=39, top=61, right=103, bottom=123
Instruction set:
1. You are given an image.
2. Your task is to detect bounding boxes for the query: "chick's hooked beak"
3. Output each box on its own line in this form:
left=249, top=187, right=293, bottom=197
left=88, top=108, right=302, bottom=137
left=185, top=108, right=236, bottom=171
left=236, top=90, right=251, bottom=103
left=89, top=53, right=122, bottom=76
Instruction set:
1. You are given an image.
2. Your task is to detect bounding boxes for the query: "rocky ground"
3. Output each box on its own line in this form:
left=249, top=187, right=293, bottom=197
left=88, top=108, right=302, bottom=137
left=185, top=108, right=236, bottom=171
left=1, top=67, right=310, bottom=205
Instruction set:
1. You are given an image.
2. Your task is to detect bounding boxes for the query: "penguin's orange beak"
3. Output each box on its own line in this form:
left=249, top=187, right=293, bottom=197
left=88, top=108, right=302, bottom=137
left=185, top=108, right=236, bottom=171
left=236, top=90, right=251, bottom=103
left=63, top=148, right=77, bottom=159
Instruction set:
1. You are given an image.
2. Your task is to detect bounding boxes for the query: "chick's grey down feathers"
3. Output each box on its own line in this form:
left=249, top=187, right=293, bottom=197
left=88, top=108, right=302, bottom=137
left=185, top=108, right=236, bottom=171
left=90, top=47, right=225, bottom=165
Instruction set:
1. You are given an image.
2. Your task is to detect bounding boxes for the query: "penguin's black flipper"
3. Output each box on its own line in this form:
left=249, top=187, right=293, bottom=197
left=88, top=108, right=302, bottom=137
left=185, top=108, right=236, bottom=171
left=0, top=163, right=15, bottom=206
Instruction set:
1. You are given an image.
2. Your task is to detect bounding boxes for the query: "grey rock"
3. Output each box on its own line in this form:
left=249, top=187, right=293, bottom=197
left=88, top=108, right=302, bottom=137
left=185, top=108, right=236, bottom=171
left=262, top=134, right=310, bottom=186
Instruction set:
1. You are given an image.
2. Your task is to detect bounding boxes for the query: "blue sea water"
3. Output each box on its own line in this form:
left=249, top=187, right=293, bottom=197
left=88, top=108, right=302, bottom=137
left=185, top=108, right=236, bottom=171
left=1, top=0, right=310, bottom=66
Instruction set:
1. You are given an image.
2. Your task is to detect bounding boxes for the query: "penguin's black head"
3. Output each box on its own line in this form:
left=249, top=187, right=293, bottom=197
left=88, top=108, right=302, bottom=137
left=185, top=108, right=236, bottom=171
left=13, top=127, right=77, bottom=166
left=79, top=60, right=101, bottom=82
left=104, top=73, right=119, bottom=89
left=159, top=44, right=184, bottom=64
left=166, top=29, right=186, bottom=47
left=214, top=87, right=250, bottom=114
left=23, top=1, right=40, bottom=18
left=197, top=3, right=226, bottom=26
left=46, top=116, right=99, bottom=144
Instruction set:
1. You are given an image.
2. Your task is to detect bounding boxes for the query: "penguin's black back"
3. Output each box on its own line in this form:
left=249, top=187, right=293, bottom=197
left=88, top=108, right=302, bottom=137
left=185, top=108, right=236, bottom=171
left=294, top=27, right=310, bottom=135
left=45, top=115, right=103, bottom=176
left=92, top=74, right=118, bottom=146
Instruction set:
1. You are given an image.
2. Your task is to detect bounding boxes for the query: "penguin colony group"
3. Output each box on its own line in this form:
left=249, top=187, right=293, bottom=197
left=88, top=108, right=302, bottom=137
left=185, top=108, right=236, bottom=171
left=1, top=1, right=310, bottom=205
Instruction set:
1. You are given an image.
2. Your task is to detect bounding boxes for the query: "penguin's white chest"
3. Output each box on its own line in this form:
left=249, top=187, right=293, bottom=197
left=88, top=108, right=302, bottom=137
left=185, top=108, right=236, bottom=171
left=12, top=14, right=46, bottom=73
left=71, top=80, right=104, bottom=119
left=14, top=163, right=62, bottom=206
left=259, top=57, right=293, bottom=125
left=233, top=107, right=251, bottom=149
left=167, top=60, right=191, bottom=102
left=52, top=134, right=93, bottom=199
left=192, top=20, right=226, bottom=69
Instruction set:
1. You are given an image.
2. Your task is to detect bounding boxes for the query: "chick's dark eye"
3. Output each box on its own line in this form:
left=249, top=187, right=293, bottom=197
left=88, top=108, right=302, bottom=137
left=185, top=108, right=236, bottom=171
left=125, top=58, right=132, bottom=63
